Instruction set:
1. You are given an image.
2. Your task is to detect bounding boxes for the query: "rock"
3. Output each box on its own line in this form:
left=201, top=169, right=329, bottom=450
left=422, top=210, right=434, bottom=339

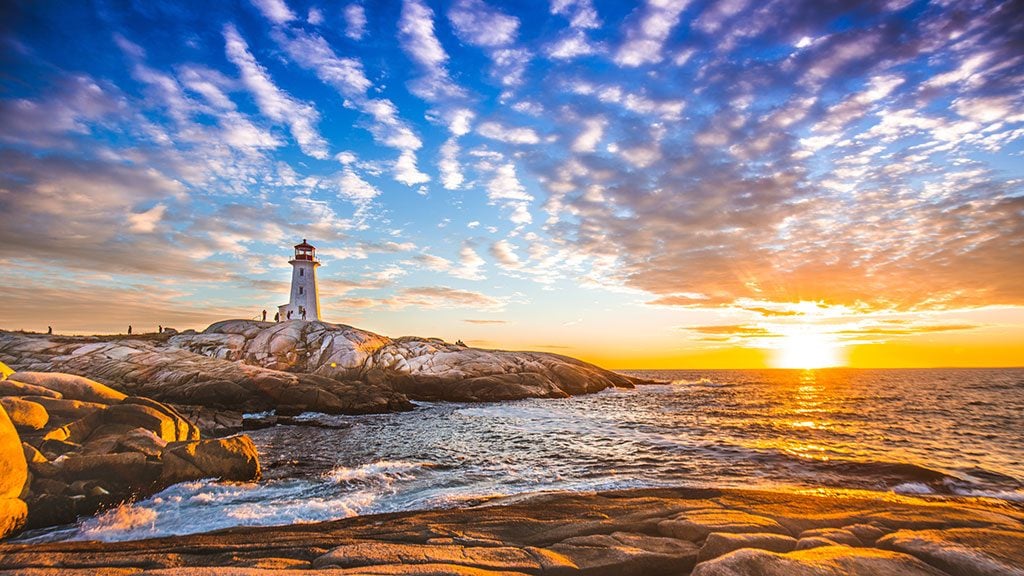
left=878, top=528, right=1024, bottom=576
left=0, top=332, right=411, bottom=416
left=312, top=541, right=567, bottom=572
left=698, top=532, right=798, bottom=562
left=18, top=396, right=106, bottom=425
left=795, top=535, right=848, bottom=550
left=0, top=378, right=62, bottom=399
left=0, top=396, right=49, bottom=431
left=799, top=527, right=863, bottom=546
left=161, top=435, right=260, bottom=484
left=54, top=452, right=158, bottom=488
left=100, top=402, right=188, bottom=443
left=117, top=427, right=168, bottom=458
left=9, top=372, right=126, bottom=404
left=0, top=487, right=1022, bottom=571
left=691, top=545, right=949, bottom=576
left=549, top=531, right=700, bottom=575
left=658, top=509, right=790, bottom=541
left=0, top=360, right=13, bottom=379
left=0, top=404, right=28, bottom=538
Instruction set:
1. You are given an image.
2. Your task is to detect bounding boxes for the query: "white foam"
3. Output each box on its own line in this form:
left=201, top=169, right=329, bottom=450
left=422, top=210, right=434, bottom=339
left=892, top=482, right=935, bottom=495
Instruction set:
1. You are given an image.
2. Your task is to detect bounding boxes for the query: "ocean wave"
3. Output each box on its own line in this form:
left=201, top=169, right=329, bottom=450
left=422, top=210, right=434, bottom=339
left=325, top=460, right=434, bottom=484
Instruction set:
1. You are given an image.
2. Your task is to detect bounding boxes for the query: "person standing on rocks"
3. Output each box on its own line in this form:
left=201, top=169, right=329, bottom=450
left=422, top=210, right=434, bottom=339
left=127, top=325, right=132, bottom=335
left=262, top=309, right=267, bottom=322
left=47, top=326, right=52, bottom=335
left=274, top=312, right=280, bottom=322
left=301, top=307, right=307, bottom=321
left=159, top=325, right=162, bottom=334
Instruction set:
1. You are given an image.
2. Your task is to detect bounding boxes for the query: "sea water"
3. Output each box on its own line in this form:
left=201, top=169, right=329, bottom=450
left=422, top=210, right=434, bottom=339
left=21, top=368, right=1024, bottom=542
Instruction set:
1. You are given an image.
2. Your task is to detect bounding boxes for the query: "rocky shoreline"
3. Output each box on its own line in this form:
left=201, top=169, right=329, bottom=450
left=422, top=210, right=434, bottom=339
left=0, top=320, right=651, bottom=418
left=0, top=320, right=656, bottom=541
left=0, top=487, right=1021, bottom=575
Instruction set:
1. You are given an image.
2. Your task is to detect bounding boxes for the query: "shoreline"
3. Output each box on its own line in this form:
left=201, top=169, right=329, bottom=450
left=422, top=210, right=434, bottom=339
left=0, top=486, right=1021, bottom=575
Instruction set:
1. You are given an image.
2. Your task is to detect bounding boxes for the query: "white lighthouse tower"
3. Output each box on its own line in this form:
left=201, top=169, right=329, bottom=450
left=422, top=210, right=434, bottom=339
left=278, top=239, right=321, bottom=321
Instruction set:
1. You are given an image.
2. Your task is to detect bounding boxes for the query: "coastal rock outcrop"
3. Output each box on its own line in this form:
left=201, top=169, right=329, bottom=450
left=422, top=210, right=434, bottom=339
left=0, top=488, right=1021, bottom=574
left=170, top=320, right=647, bottom=402
left=0, top=320, right=649, bottom=415
left=0, top=403, right=28, bottom=539
left=0, top=331, right=412, bottom=416
left=0, top=368, right=262, bottom=534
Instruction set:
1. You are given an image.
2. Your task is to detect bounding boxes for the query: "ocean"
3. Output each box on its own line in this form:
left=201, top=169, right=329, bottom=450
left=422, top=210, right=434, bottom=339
left=21, top=368, right=1024, bottom=542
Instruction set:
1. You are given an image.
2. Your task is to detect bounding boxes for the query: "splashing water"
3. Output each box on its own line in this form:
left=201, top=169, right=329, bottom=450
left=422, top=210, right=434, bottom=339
left=20, top=368, right=1024, bottom=543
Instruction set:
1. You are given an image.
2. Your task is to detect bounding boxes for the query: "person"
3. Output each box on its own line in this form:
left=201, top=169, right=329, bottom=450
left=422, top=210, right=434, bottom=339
left=301, top=307, right=307, bottom=320
left=158, top=325, right=163, bottom=334
left=287, top=310, right=293, bottom=320
left=262, top=309, right=267, bottom=322
left=128, top=325, right=132, bottom=335
left=47, top=326, right=52, bottom=335
left=274, top=312, right=280, bottom=322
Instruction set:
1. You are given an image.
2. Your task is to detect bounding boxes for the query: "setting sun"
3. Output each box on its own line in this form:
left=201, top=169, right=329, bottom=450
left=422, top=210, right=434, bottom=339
left=774, top=331, right=844, bottom=369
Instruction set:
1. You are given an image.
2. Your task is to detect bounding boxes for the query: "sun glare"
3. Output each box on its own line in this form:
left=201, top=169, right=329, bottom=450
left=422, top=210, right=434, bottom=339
left=774, top=331, right=844, bottom=369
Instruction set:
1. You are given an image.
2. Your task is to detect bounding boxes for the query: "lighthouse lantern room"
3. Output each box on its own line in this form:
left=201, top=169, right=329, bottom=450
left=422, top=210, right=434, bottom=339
left=278, top=239, right=321, bottom=321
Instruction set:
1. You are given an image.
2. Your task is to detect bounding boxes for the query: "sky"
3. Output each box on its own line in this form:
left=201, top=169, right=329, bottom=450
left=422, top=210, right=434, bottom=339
left=1, top=0, right=1022, bottom=369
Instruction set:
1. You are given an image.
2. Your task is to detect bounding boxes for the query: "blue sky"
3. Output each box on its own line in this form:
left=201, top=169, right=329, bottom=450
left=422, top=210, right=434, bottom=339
left=1, top=0, right=1023, bottom=367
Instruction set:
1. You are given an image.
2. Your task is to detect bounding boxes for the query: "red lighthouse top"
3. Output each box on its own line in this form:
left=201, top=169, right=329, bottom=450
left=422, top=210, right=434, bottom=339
left=293, top=239, right=317, bottom=261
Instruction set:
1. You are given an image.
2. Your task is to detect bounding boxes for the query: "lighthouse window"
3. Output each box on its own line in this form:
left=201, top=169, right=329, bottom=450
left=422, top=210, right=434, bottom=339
left=299, top=269, right=304, bottom=276
left=299, top=286, right=304, bottom=295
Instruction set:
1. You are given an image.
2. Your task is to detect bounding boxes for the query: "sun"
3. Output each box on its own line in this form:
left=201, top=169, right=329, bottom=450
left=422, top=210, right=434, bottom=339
left=774, top=331, right=844, bottom=369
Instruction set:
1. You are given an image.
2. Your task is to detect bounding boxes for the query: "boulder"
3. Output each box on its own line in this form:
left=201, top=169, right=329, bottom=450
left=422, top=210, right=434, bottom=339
left=698, top=532, right=798, bottom=562
left=0, top=404, right=28, bottom=538
left=0, top=397, right=48, bottom=431
left=161, top=435, right=260, bottom=484
left=659, top=509, right=790, bottom=541
left=100, top=403, right=187, bottom=443
left=691, top=545, right=949, bottom=576
left=549, top=531, right=700, bottom=575
left=54, top=452, right=158, bottom=488
left=0, top=360, right=13, bottom=380
left=9, top=372, right=126, bottom=404
left=18, top=396, right=106, bottom=424
left=117, top=427, right=168, bottom=458
left=878, top=528, right=1024, bottom=576
left=0, top=379, right=62, bottom=399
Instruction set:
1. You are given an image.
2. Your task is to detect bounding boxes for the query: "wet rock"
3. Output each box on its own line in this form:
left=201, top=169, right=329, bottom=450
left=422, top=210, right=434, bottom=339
left=799, top=527, right=863, bottom=546
left=0, top=404, right=28, bottom=538
left=0, top=397, right=48, bottom=431
left=0, top=379, right=62, bottom=399
left=658, top=509, right=790, bottom=541
left=161, top=435, right=260, bottom=484
left=117, top=427, right=168, bottom=458
left=878, top=527, right=1024, bottom=576
left=312, top=541, right=564, bottom=572
left=17, top=396, right=106, bottom=426
left=549, top=531, right=700, bottom=575
left=8, top=372, right=126, bottom=404
left=691, top=545, right=948, bottom=576
left=54, top=452, right=158, bottom=488
left=697, top=532, right=798, bottom=562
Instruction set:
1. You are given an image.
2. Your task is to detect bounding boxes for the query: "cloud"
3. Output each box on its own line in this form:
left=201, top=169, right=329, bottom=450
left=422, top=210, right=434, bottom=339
left=615, top=0, right=691, bottom=67
left=223, top=24, right=328, bottom=159
left=463, top=318, right=508, bottom=324
left=572, top=117, right=605, bottom=152
left=490, top=239, right=521, bottom=269
left=477, top=121, right=540, bottom=144
left=250, top=0, right=297, bottom=24
left=398, top=0, right=463, bottom=101
left=448, top=0, right=520, bottom=47
left=127, top=203, right=167, bottom=233
left=341, top=286, right=504, bottom=310
left=452, top=243, right=486, bottom=280
left=344, top=4, right=368, bottom=40
left=486, top=163, right=533, bottom=225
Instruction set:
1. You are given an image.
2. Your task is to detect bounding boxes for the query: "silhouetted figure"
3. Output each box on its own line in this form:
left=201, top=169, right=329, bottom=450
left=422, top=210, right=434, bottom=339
left=274, top=312, right=280, bottom=322
left=262, top=309, right=267, bottom=322
left=301, top=307, right=307, bottom=321
left=47, top=326, right=52, bottom=335
left=287, top=310, right=293, bottom=320
left=128, top=325, right=132, bottom=335
left=158, top=325, right=163, bottom=334
left=455, top=339, right=465, bottom=346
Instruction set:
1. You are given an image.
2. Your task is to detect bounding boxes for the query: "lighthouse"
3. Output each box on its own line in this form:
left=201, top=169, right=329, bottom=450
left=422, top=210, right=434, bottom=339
left=278, top=239, right=321, bottom=321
